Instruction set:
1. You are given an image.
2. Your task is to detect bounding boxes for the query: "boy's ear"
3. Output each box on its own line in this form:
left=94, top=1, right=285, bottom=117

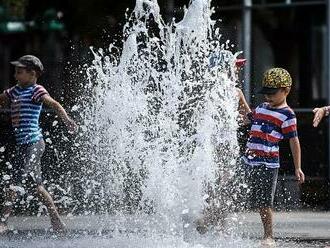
left=31, top=70, right=38, bottom=78
left=284, top=87, right=291, bottom=94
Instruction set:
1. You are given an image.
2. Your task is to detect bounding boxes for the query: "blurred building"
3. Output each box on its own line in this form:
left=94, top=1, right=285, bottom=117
left=0, top=0, right=329, bottom=210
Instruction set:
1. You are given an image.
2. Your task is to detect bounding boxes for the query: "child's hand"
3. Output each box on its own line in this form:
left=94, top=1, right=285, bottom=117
left=295, top=169, right=305, bottom=184
left=312, top=107, right=326, bottom=127
left=65, top=118, right=78, bottom=134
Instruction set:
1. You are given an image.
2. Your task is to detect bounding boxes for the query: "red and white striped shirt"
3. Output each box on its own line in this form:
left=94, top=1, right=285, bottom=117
left=243, top=102, right=298, bottom=168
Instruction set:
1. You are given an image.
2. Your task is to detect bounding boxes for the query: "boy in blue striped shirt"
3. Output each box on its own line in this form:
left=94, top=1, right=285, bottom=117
left=0, top=55, right=77, bottom=233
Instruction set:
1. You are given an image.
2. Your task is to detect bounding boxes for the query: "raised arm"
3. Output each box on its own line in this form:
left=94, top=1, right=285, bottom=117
left=236, top=88, right=251, bottom=124
left=41, top=94, right=77, bottom=132
left=289, top=137, right=305, bottom=184
left=236, top=88, right=251, bottom=114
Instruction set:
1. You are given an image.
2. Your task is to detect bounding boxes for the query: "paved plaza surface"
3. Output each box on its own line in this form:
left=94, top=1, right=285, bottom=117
left=241, top=211, right=330, bottom=241
left=2, top=211, right=330, bottom=247
left=3, top=211, right=330, bottom=239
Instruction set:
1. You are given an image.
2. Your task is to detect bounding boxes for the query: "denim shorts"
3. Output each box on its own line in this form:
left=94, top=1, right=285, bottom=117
left=10, top=139, right=45, bottom=188
left=244, top=164, right=279, bottom=209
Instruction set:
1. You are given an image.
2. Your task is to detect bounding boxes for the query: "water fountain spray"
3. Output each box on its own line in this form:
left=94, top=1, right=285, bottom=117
left=78, top=0, right=241, bottom=236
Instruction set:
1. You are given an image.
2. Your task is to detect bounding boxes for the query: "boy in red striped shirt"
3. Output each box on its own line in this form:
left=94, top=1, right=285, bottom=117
left=240, top=68, right=305, bottom=245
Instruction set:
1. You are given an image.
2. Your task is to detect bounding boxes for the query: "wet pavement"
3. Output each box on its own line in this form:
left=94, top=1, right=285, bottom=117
left=1, top=211, right=330, bottom=247
left=241, top=211, right=330, bottom=241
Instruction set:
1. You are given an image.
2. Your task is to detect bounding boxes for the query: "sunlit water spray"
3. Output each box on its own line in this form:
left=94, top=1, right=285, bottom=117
left=0, top=0, right=244, bottom=246
left=77, top=0, right=242, bottom=238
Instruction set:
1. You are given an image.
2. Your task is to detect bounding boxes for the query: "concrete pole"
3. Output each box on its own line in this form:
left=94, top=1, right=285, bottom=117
left=243, top=0, right=252, bottom=103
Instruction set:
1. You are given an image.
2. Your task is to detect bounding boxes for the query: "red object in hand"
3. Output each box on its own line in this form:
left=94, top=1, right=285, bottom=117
left=235, top=58, right=247, bottom=67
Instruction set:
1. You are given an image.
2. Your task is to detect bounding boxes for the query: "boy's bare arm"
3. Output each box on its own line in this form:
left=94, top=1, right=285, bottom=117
left=0, top=93, right=9, bottom=109
left=236, top=88, right=251, bottom=124
left=41, top=95, right=77, bottom=132
left=289, top=137, right=305, bottom=184
left=236, top=88, right=251, bottom=114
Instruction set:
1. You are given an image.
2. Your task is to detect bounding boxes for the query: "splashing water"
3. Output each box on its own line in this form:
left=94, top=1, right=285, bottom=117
left=1, top=1, right=323, bottom=248
left=78, top=0, right=241, bottom=239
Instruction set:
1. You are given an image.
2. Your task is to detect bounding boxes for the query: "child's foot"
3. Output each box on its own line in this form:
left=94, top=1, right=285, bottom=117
left=51, top=219, right=66, bottom=233
left=0, top=223, right=9, bottom=234
left=195, top=218, right=208, bottom=235
left=260, top=237, right=276, bottom=247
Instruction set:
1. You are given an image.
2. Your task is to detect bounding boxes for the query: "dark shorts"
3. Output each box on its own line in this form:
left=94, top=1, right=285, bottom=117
left=244, top=164, right=278, bottom=209
left=9, top=139, right=45, bottom=190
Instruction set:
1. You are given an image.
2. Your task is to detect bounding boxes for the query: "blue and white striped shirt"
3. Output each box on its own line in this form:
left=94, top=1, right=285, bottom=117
left=4, top=84, right=49, bottom=145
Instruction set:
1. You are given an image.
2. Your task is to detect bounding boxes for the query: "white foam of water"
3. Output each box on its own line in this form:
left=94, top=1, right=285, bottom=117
left=77, top=0, right=241, bottom=237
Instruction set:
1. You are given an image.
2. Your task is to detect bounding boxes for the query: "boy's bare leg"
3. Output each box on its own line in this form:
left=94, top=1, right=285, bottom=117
left=259, top=207, right=275, bottom=244
left=36, top=185, right=65, bottom=232
left=0, top=189, right=17, bottom=233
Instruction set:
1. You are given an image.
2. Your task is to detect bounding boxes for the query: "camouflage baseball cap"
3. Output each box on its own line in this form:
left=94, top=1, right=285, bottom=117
left=258, top=68, right=292, bottom=94
left=10, top=55, right=44, bottom=73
